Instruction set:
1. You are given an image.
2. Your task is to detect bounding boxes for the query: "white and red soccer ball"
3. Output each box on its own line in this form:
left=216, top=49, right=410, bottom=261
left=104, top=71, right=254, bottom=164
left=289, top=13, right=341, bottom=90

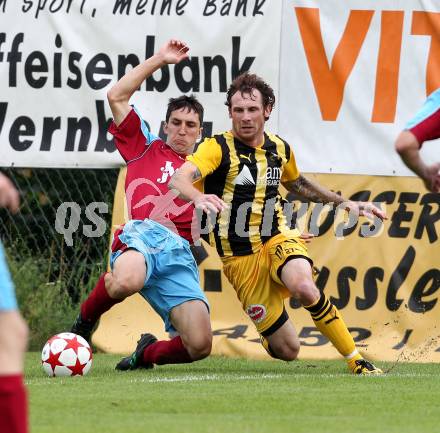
left=41, top=332, right=92, bottom=377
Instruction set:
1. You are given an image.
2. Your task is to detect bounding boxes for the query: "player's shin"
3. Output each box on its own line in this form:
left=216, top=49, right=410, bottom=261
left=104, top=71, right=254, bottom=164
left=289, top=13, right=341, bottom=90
left=304, top=293, right=362, bottom=367
left=143, top=336, right=193, bottom=365
left=80, top=272, right=122, bottom=323
left=71, top=272, right=122, bottom=342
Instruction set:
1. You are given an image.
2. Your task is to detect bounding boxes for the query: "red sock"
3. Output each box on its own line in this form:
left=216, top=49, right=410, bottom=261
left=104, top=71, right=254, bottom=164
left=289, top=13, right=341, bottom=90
left=142, top=336, right=193, bottom=365
left=0, top=374, right=28, bottom=433
left=80, top=273, right=122, bottom=324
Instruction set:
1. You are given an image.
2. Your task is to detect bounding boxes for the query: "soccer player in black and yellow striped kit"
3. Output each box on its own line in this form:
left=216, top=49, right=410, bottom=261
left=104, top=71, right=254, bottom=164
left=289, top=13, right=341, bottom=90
left=169, top=72, right=384, bottom=374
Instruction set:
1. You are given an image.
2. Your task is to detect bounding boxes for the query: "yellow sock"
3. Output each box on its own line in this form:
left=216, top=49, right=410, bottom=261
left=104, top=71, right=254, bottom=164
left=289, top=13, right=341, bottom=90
left=304, top=294, right=361, bottom=369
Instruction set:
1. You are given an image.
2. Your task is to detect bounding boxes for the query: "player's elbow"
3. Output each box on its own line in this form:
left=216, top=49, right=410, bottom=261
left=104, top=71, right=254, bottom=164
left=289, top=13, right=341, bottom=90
left=394, top=138, right=406, bottom=156
left=395, top=131, right=418, bottom=156
left=107, top=87, right=126, bottom=106
left=106, top=87, right=117, bottom=104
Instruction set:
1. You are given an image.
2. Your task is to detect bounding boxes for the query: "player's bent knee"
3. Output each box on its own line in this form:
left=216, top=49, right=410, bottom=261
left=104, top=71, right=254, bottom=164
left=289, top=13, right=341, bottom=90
left=185, top=334, right=212, bottom=361
left=283, top=342, right=300, bottom=361
left=108, top=274, right=143, bottom=299
left=293, top=281, right=319, bottom=305
left=277, top=346, right=300, bottom=361
left=269, top=340, right=300, bottom=361
left=286, top=344, right=300, bottom=361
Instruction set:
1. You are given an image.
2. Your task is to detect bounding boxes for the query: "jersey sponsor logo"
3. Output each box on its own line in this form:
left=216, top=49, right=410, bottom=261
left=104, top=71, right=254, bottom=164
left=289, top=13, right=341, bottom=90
left=233, top=165, right=256, bottom=186
left=246, top=304, right=267, bottom=323
left=157, top=161, right=175, bottom=184
left=233, top=162, right=281, bottom=187
left=258, top=166, right=281, bottom=186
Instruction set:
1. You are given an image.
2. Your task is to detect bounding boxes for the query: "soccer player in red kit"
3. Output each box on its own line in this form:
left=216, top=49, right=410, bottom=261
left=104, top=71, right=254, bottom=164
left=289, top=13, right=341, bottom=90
left=71, top=40, right=211, bottom=370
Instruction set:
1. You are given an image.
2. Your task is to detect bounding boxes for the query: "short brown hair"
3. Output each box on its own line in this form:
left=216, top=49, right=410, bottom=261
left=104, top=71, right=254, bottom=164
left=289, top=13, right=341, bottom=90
left=166, top=95, right=204, bottom=125
left=225, top=72, right=275, bottom=117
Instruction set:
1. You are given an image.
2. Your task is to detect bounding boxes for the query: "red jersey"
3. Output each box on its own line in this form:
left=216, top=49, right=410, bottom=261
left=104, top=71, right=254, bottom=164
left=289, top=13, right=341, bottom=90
left=406, top=88, right=440, bottom=147
left=108, top=107, right=197, bottom=243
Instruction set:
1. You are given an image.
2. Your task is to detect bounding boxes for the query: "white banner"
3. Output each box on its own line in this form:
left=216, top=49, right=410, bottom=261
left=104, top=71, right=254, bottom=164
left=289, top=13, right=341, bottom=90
left=0, top=1, right=437, bottom=174
left=0, top=0, right=281, bottom=167
left=280, top=0, right=439, bottom=175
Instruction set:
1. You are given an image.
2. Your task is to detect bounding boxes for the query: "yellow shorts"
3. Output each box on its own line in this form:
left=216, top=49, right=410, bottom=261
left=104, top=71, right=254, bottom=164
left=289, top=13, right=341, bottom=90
left=222, top=231, right=311, bottom=335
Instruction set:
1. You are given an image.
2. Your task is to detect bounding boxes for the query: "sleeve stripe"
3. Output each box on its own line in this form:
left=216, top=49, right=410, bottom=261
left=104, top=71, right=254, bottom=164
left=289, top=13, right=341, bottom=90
left=132, top=105, right=159, bottom=146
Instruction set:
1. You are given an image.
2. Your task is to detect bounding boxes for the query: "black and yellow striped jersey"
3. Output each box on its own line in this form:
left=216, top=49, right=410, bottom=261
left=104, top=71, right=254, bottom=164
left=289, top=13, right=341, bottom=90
left=187, top=131, right=301, bottom=257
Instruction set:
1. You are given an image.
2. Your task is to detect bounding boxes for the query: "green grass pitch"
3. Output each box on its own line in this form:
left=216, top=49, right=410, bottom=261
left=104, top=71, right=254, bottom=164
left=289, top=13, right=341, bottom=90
left=26, top=353, right=440, bottom=433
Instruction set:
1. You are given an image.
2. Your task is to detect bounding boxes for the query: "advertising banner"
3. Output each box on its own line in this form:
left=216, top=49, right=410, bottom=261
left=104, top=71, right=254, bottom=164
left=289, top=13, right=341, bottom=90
left=280, top=0, right=439, bottom=175
left=2, top=0, right=437, bottom=362
left=94, top=169, right=440, bottom=362
left=1, top=1, right=437, bottom=175
left=0, top=0, right=281, bottom=167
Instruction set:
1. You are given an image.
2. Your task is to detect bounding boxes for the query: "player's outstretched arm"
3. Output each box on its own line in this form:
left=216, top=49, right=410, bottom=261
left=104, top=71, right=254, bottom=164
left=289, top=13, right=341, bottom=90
left=283, top=174, right=345, bottom=205
left=395, top=130, right=440, bottom=192
left=107, top=39, right=189, bottom=126
left=169, top=162, right=226, bottom=215
left=344, top=200, right=387, bottom=221
left=283, top=174, right=387, bottom=221
left=0, top=173, right=19, bottom=213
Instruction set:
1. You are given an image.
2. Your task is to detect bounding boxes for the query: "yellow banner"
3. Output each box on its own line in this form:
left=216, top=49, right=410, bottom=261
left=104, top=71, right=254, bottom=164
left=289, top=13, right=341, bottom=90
left=94, top=170, right=440, bottom=362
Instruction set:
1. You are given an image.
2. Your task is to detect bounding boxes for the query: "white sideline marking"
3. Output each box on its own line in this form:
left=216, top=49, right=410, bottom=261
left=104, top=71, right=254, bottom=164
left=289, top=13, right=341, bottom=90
left=25, top=372, right=436, bottom=386
left=129, top=373, right=282, bottom=383
left=126, top=372, right=434, bottom=384
left=25, top=373, right=282, bottom=386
